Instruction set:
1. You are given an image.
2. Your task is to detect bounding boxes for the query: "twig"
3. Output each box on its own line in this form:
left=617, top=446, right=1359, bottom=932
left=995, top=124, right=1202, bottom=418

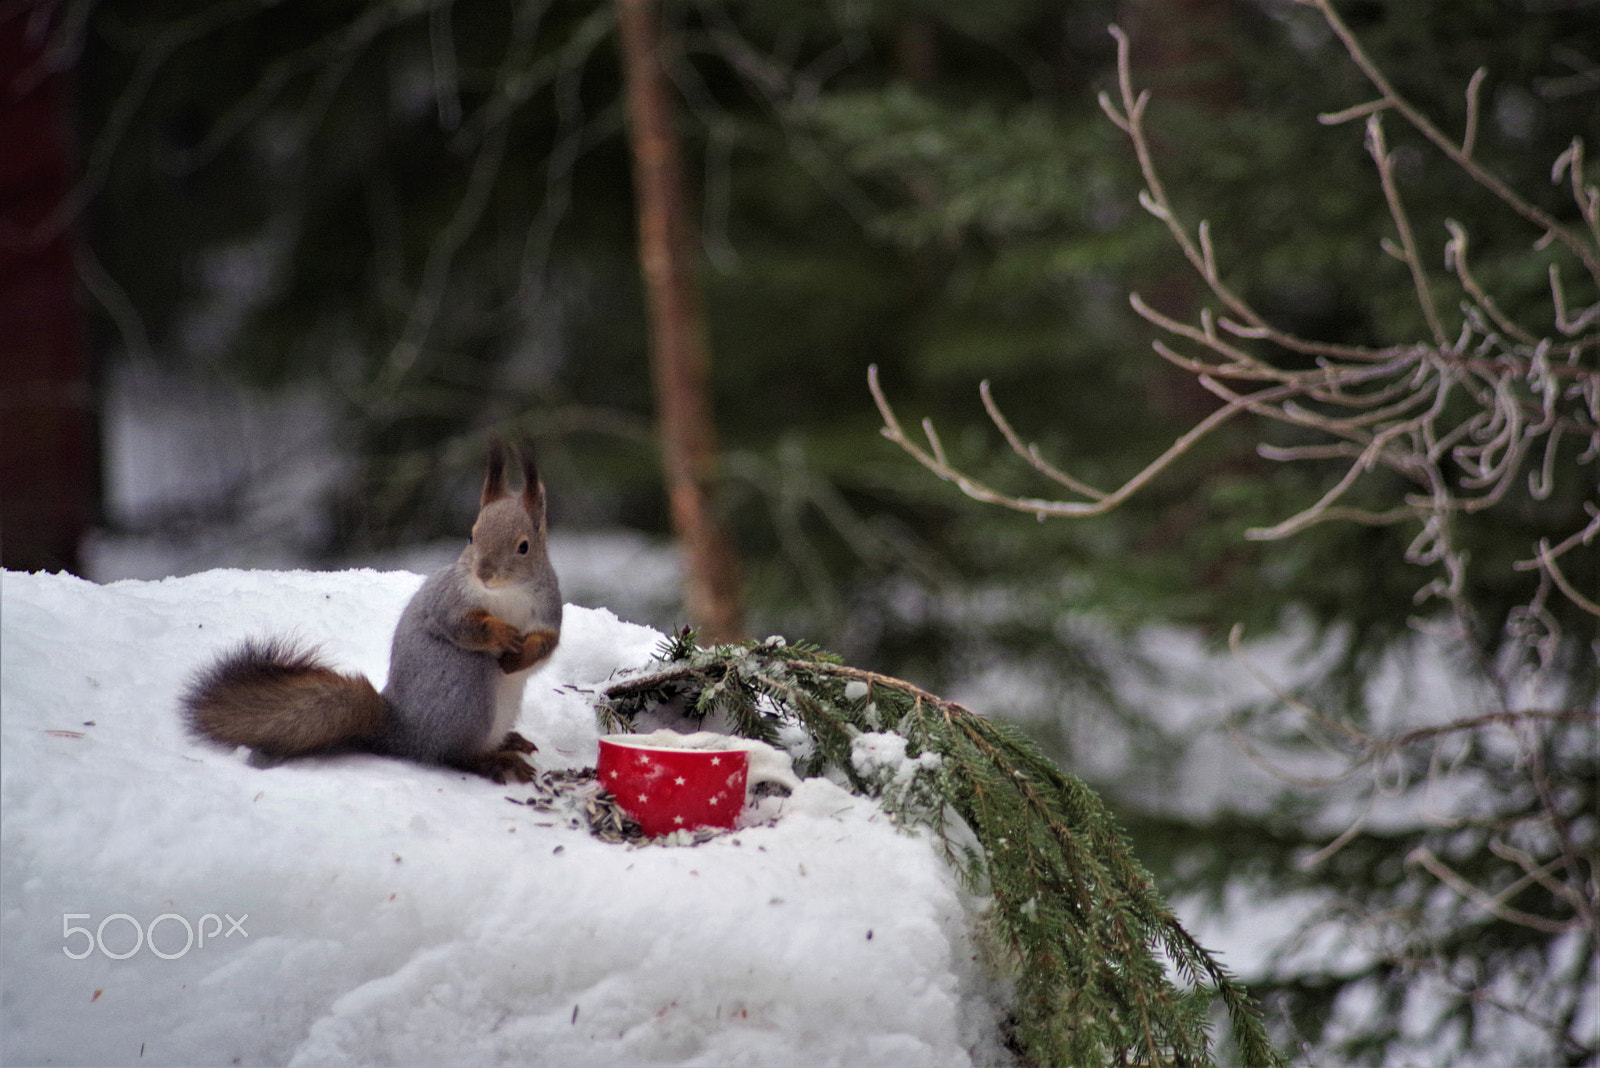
left=1444, top=221, right=1538, bottom=346
left=869, top=9, right=1599, bottom=639
left=870, top=365, right=1290, bottom=520
left=980, top=381, right=1108, bottom=501
left=1366, top=114, right=1448, bottom=346
left=1528, top=541, right=1600, bottom=618
left=1407, top=846, right=1582, bottom=935
left=1306, top=0, right=1600, bottom=286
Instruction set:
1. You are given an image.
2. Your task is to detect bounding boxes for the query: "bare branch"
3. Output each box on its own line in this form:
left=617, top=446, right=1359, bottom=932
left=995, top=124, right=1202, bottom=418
left=1107, top=25, right=1388, bottom=366
left=1318, top=98, right=1389, bottom=126
left=979, top=381, right=1108, bottom=501
left=1444, top=220, right=1537, bottom=345
left=1530, top=538, right=1600, bottom=618
left=870, top=8, right=1600, bottom=676
left=1461, top=67, right=1487, bottom=159
left=1549, top=263, right=1600, bottom=335
left=1551, top=138, right=1600, bottom=248
left=868, top=364, right=1289, bottom=520
left=1407, top=847, right=1583, bottom=934
left=1366, top=114, right=1448, bottom=346
left=1307, top=0, right=1600, bottom=286
left=1228, top=624, right=1372, bottom=748
left=1487, top=838, right=1597, bottom=920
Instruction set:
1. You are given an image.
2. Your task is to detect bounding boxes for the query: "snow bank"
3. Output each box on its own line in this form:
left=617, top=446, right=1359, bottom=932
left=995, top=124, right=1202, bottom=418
left=1, top=569, right=1005, bottom=1066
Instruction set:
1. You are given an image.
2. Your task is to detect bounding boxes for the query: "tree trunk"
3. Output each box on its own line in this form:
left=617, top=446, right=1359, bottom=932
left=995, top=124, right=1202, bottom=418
left=614, top=0, right=744, bottom=642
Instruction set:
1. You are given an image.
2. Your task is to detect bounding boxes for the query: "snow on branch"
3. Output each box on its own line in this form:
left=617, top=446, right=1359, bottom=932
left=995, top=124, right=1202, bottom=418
left=597, top=632, right=1286, bottom=1067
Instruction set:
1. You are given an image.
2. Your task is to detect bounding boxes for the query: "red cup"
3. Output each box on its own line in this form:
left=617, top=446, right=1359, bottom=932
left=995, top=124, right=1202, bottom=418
left=597, top=736, right=750, bottom=838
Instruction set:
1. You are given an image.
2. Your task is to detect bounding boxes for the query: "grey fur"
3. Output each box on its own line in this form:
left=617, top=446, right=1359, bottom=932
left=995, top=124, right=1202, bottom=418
left=378, top=553, right=562, bottom=763
left=377, top=443, right=562, bottom=763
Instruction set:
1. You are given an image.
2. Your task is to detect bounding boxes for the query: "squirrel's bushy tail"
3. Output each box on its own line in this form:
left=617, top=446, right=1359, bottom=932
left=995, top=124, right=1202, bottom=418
left=182, top=638, right=387, bottom=759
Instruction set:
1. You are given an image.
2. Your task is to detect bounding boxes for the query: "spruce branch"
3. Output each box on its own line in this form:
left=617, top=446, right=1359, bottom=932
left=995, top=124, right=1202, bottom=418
left=597, top=636, right=1287, bottom=1067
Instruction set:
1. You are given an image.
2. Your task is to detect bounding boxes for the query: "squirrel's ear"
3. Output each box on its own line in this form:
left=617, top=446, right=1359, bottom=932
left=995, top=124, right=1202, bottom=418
left=519, top=446, right=546, bottom=523
left=481, top=438, right=509, bottom=507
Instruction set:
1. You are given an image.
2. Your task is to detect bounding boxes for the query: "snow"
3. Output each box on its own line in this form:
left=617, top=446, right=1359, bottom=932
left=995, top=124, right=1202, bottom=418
left=851, top=732, right=943, bottom=790
left=614, top=730, right=804, bottom=794
left=1, top=568, right=1006, bottom=1067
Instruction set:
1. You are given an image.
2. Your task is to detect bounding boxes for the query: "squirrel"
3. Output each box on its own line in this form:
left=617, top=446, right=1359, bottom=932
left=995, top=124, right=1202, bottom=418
left=181, top=440, right=562, bottom=784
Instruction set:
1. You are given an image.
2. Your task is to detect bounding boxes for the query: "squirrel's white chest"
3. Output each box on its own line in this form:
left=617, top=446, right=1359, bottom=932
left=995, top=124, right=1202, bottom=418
left=488, top=670, right=529, bottom=747
left=474, top=582, right=538, bottom=631
left=467, top=576, right=546, bottom=747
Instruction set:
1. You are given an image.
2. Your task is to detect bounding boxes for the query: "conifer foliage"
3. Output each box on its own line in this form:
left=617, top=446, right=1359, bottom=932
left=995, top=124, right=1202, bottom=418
left=597, top=632, right=1285, bottom=1067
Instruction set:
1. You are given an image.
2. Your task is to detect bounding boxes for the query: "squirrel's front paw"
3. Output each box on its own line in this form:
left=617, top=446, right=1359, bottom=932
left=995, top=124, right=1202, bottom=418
left=463, top=608, right=525, bottom=657
left=498, top=628, right=560, bottom=674
left=499, top=730, right=537, bottom=755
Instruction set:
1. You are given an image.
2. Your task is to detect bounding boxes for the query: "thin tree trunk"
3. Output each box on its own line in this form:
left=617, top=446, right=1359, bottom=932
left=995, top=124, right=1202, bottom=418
left=614, top=0, right=744, bottom=642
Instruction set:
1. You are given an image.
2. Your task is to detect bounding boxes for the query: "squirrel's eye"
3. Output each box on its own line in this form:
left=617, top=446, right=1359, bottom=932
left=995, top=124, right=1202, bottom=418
left=517, top=539, right=530, bottom=554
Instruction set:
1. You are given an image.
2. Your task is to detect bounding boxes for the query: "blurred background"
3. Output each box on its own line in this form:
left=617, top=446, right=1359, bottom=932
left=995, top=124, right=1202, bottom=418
left=3, top=0, right=1597, bottom=1062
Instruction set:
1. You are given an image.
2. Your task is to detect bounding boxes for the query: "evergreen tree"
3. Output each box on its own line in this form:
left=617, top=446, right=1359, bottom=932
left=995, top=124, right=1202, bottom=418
left=70, top=2, right=1599, bottom=1061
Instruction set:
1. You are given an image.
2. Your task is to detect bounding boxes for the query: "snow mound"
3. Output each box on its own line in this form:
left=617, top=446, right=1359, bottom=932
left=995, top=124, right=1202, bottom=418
left=1, top=569, right=1005, bottom=1066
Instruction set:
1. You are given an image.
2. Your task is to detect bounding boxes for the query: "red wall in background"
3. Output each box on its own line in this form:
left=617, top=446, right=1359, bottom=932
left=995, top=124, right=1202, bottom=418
left=0, top=3, right=95, bottom=575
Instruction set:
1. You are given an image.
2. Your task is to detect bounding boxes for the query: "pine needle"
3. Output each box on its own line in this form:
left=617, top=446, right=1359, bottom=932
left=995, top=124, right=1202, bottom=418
left=598, top=635, right=1287, bottom=1067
